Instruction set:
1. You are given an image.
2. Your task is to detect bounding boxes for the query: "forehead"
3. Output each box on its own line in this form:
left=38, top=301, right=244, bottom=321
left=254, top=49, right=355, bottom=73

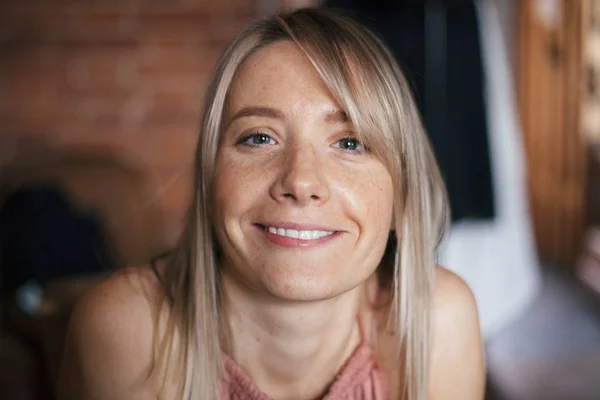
left=228, top=40, right=339, bottom=113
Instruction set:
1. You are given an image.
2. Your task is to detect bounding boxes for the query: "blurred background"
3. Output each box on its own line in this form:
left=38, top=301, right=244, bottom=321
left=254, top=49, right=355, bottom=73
left=0, top=0, right=599, bottom=399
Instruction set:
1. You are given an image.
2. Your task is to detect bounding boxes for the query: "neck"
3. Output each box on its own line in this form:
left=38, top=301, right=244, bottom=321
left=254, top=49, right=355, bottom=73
left=221, top=273, right=368, bottom=399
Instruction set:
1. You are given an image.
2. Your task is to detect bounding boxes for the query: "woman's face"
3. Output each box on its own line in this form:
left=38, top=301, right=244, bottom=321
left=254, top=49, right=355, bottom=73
left=213, top=41, right=394, bottom=301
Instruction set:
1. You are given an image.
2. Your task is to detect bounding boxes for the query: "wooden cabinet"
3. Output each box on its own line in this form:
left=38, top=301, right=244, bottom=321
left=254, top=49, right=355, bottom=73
left=518, top=0, right=588, bottom=265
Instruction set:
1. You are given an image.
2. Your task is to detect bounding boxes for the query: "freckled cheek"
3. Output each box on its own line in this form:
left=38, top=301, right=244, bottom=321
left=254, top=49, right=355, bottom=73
left=335, top=167, right=394, bottom=224
left=213, top=156, right=275, bottom=214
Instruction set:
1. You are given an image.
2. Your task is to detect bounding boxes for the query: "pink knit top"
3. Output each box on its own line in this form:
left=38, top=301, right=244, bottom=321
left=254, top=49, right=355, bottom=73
left=220, top=343, right=388, bottom=399
left=148, top=261, right=388, bottom=399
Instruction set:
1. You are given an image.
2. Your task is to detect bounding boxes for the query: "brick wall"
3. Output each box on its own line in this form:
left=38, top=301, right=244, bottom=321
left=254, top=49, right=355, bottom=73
left=0, top=0, right=255, bottom=259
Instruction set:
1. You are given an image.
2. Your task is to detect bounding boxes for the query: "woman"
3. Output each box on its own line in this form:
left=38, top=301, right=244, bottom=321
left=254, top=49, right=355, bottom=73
left=57, top=8, right=484, bottom=400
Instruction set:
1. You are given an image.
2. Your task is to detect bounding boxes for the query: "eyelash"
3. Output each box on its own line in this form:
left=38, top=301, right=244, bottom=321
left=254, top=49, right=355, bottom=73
left=235, top=132, right=370, bottom=153
left=333, top=136, right=370, bottom=153
left=236, top=131, right=276, bottom=147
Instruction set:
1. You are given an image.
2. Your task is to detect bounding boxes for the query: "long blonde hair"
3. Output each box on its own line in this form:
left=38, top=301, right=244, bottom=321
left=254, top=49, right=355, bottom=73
left=157, top=8, right=449, bottom=400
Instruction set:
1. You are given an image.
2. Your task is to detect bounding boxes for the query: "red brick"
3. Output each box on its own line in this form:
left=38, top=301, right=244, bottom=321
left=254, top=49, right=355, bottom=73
left=149, top=89, right=192, bottom=115
left=68, top=60, right=134, bottom=96
left=0, top=115, right=58, bottom=137
left=1, top=72, right=58, bottom=120
left=2, top=47, right=48, bottom=75
left=8, top=11, right=78, bottom=44
left=38, top=46, right=72, bottom=75
left=137, top=14, right=213, bottom=46
left=138, top=130, right=198, bottom=167
left=137, top=0, right=255, bottom=17
left=1, top=0, right=257, bottom=186
left=119, top=95, right=151, bottom=128
left=50, top=94, right=129, bottom=131
left=66, top=11, right=139, bottom=45
left=49, top=95, right=83, bottom=125
left=135, top=77, right=208, bottom=108
left=58, top=44, right=139, bottom=69
left=55, top=45, right=139, bottom=96
left=83, top=98, right=128, bottom=126
left=137, top=43, right=217, bottom=75
left=4, top=8, right=136, bottom=45
left=67, top=62, right=117, bottom=93
left=62, top=0, right=141, bottom=16
left=206, top=16, right=253, bottom=44
left=142, top=112, right=200, bottom=128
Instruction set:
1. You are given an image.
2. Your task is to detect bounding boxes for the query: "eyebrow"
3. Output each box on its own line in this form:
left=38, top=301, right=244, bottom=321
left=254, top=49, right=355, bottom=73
left=227, top=106, right=350, bottom=127
left=229, top=106, right=285, bottom=124
left=324, top=109, right=350, bottom=124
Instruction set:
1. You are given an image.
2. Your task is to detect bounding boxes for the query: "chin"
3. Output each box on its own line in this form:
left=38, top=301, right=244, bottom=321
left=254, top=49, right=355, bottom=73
left=260, top=270, right=363, bottom=302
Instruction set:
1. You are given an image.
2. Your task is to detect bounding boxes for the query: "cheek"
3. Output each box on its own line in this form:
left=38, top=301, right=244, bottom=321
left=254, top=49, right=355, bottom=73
left=339, top=165, right=394, bottom=228
left=213, top=151, right=272, bottom=218
left=213, top=153, right=243, bottom=222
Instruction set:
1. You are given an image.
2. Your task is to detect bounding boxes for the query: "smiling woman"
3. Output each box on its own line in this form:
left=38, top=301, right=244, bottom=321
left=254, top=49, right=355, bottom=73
left=56, top=8, right=485, bottom=400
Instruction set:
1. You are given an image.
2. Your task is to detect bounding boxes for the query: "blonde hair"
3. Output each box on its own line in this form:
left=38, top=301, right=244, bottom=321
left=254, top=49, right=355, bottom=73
left=157, top=8, right=449, bottom=400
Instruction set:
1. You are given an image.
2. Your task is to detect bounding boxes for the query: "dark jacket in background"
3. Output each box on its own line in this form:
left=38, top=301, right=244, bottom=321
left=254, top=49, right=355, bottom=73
left=0, top=186, right=112, bottom=289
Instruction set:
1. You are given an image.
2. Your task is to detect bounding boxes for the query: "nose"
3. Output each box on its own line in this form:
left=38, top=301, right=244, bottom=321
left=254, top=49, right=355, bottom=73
left=270, top=143, right=330, bottom=206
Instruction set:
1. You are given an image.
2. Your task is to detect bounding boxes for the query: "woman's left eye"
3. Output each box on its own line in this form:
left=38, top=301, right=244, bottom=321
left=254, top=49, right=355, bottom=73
left=333, top=137, right=367, bottom=152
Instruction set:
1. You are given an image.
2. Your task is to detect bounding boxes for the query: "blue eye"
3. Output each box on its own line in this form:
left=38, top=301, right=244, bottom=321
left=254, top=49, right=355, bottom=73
left=334, top=137, right=368, bottom=152
left=237, top=132, right=276, bottom=147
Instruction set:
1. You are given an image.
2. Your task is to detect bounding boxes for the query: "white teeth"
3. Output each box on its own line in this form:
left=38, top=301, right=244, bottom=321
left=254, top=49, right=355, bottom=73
left=265, top=226, right=334, bottom=240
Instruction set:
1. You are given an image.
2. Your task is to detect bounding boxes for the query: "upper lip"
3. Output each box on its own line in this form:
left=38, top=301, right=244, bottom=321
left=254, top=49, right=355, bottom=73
left=256, top=222, right=339, bottom=232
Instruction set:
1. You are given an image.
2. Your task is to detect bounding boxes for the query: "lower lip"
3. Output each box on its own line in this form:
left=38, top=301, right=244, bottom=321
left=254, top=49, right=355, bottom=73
left=257, top=225, right=340, bottom=248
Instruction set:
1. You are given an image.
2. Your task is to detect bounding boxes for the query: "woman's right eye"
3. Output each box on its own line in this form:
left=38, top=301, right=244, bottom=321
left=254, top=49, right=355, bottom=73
left=237, top=132, right=277, bottom=147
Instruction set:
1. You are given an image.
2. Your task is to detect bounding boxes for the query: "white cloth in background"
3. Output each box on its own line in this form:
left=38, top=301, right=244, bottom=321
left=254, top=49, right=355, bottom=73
left=439, top=0, right=541, bottom=339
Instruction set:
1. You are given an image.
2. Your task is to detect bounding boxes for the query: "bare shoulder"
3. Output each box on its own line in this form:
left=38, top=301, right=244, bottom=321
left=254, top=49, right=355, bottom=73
left=433, top=266, right=479, bottom=319
left=429, top=266, right=485, bottom=399
left=56, top=266, right=165, bottom=400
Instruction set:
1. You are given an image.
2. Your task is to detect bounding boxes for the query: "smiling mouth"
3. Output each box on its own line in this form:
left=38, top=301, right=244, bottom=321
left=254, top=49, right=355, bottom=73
left=260, top=225, right=336, bottom=240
